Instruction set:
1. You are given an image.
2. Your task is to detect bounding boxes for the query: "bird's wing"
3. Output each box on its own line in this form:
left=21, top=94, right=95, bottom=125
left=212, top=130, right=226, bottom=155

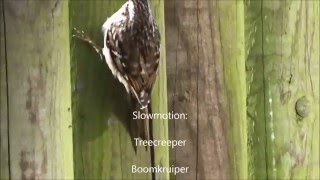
left=102, top=1, right=138, bottom=97
left=125, top=29, right=161, bottom=108
left=102, top=2, right=161, bottom=108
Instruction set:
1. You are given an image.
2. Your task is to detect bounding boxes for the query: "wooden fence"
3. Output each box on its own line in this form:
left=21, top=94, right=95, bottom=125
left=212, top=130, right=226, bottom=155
left=165, top=0, right=319, bottom=179
left=0, top=0, right=319, bottom=180
left=1, top=0, right=168, bottom=179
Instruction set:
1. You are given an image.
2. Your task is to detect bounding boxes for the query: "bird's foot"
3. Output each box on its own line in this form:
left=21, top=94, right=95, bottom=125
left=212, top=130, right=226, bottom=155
left=72, top=27, right=104, bottom=60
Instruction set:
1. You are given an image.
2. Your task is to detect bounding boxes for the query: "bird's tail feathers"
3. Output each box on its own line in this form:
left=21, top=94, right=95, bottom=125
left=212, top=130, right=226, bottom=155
left=129, top=93, right=155, bottom=180
left=131, top=94, right=152, bottom=140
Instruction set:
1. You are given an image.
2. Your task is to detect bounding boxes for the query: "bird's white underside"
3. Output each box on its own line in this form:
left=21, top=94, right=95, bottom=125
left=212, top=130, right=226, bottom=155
left=102, top=1, right=133, bottom=91
left=102, top=1, right=148, bottom=109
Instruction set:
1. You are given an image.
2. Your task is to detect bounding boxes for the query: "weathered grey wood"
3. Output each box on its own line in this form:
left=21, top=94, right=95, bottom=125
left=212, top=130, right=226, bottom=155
left=2, top=1, right=74, bottom=179
left=197, top=1, right=234, bottom=179
left=165, top=0, right=247, bottom=179
left=165, top=0, right=199, bottom=179
left=167, top=0, right=320, bottom=179
left=0, top=1, right=10, bottom=179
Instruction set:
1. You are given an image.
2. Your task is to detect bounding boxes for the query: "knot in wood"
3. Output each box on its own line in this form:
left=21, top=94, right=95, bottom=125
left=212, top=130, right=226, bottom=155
left=295, top=96, right=310, bottom=118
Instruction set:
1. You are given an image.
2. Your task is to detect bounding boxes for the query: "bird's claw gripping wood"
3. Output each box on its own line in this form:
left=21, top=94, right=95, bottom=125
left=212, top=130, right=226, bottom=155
left=72, top=27, right=104, bottom=60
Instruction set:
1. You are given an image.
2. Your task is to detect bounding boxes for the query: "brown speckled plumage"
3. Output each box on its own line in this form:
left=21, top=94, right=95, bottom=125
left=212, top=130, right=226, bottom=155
left=102, top=0, right=160, bottom=142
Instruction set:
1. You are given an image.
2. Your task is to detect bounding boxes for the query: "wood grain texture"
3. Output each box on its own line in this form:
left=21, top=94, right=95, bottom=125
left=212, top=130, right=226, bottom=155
left=217, top=1, right=248, bottom=179
left=2, top=0, right=74, bottom=179
left=165, top=0, right=199, bottom=179
left=0, top=0, right=9, bottom=179
left=165, top=0, right=247, bottom=179
left=246, top=0, right=319, bottom=179
left=150, top=0, right=170, bottom=179
left=245, top=0, right=267, bottom=178
left=167, top=0, right=319, bottom=179
left=70, top=1, right=126, bottom=178
left=197, top=1, right=232, bottom=179
left=70, top=0, right=168, bottom=179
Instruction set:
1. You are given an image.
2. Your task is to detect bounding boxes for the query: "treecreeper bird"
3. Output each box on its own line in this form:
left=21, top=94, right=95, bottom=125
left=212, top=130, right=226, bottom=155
left=102, top=0, right=160, bottom=143
left=103, top=1, right=160, bottom=179
left=73, top=0, right=160, bottom=176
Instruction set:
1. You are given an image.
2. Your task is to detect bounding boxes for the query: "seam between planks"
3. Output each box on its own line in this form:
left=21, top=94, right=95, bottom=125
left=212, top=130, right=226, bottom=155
left=1, top=0, right=11, bottom=178
left=260, top=1, right=269, bottom=179
left=196, top=0, right=200, bottom=179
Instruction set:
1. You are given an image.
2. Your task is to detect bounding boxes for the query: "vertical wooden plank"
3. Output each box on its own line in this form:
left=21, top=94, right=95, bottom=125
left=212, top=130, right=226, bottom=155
left=3, top=0, right=74, bottom=179
left=196, top=0, right=231, bottom=179
left=246, top=0, right=320, bottom=179
left=150, top=0, right=170, bottom=179
left=165, top=0, right=199, bottom=179
left=0, top=0, right=9, bottom=179
left=216, top=1, right=248, bottom=179
left=70, top=0, right=168, bottom=179
left=70, top=1, right=126, bottom=178
left=245, top=0, right=267, bottom=178
left=260, top=1, right=319, bottom=179
left=164, top=1, right=178, bottom=178
left=166, top=0, right=247, bottom=179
